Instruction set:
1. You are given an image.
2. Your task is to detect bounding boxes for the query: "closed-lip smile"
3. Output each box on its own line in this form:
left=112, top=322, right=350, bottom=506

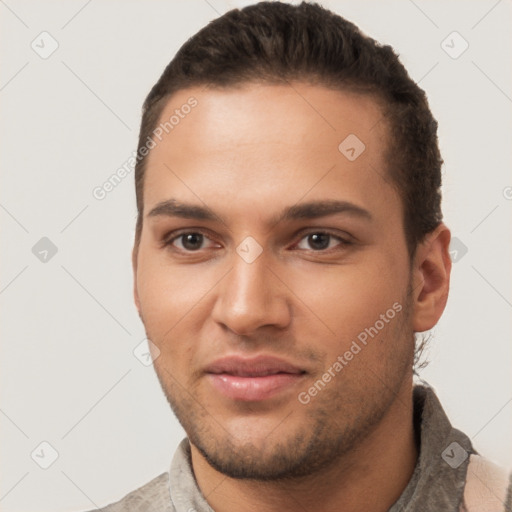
left=205, top=355, right=307, bottom=401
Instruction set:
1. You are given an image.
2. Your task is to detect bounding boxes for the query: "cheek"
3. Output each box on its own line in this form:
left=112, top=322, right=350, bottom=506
left=137, top=261, right=199, bottom=377
left=136, top=250, right=210, bottom=336
left=293, top=253, right=409, bottom=350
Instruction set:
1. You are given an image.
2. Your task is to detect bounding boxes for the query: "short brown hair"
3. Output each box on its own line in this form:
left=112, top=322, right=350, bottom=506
left=133, top=1, right=443, bottom=258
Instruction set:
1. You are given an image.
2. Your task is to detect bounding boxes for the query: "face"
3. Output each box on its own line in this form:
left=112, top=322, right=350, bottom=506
left=133, top=83, right=416, bottom=479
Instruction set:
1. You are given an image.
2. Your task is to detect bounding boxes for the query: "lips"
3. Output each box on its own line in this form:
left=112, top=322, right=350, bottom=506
left=205, top=355, right=306, bottom=402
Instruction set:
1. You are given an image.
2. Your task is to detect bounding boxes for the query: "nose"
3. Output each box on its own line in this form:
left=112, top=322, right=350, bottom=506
left=211, top=250, right=291, bottom=336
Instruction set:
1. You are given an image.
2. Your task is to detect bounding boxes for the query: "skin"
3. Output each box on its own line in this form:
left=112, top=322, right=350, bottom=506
left=132, top=83, right=452, bottom=512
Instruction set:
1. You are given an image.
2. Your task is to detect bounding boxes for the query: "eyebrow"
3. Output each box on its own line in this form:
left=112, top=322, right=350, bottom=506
left=146, top=198, right=372, bottom=225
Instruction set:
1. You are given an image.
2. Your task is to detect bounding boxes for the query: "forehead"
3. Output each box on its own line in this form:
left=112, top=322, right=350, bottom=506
left=142, top=83, right=397, bottom=223
left=153, top=82, right=387, bottom=152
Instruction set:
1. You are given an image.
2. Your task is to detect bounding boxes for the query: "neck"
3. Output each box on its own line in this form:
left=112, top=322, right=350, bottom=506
left=190, top=378, right=418, bottom=512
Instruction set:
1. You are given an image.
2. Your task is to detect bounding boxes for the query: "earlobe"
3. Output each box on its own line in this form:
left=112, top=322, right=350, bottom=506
left=411, top=223, right=452, bottom=333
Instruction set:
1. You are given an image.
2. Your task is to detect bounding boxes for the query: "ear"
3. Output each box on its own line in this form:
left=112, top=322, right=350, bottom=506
left=132, top=243, right=141, bottom=316
left=411, top=223, right=452, bottom=332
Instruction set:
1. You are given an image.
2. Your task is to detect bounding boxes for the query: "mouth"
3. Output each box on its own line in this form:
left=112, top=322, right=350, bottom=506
left=205, top=355, right=307, bottom=402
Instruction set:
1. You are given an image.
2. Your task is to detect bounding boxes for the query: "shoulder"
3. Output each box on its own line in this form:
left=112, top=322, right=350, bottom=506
left=462, top=454, right=512, bottom=512
left=82, top=472, right=173, bottom=512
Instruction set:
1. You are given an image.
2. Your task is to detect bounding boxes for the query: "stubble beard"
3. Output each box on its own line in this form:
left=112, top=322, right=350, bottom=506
left=150, top=295, right=414, bottom=481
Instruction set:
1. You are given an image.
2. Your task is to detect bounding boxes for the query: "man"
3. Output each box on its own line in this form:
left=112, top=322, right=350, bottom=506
left=89, top=2, right=511, bottom=511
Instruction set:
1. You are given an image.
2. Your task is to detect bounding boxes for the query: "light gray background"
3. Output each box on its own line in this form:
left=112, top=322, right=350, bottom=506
left=1, top=1, right=511, bottom=511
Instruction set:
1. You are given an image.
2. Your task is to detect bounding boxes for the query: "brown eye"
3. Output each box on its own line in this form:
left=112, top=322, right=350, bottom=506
left=295, top=231, right=349, bottom=252
left=178, top=233, right=204, bottom=251
left=166, top=232, right=205, bottom=251
left=164, top=231, right=220, bottom=253
left=306, top=233, right=330, bottom=250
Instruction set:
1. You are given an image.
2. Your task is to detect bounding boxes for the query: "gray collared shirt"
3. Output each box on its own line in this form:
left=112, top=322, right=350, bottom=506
left=87, top=382, right=511, bottom=511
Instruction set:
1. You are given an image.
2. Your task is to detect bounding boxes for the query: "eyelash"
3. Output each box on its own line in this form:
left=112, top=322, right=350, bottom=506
left=162, top=229, right=352, bottom=254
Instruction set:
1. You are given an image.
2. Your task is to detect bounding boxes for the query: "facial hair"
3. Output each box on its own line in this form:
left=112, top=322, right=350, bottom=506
left=150, top=291, right=414, bottom=481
